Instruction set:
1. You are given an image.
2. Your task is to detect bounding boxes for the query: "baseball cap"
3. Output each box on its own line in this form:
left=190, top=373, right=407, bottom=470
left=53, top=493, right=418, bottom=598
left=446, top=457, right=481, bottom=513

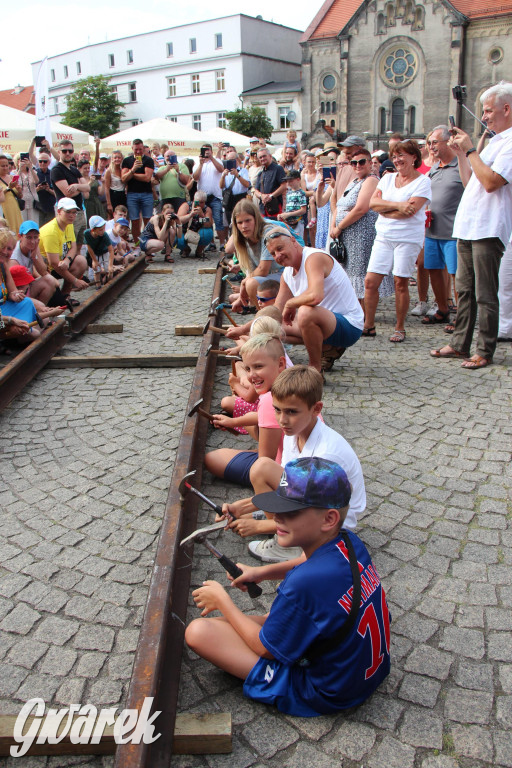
left=116, top=217, right=130, bottom=227
left=19, top=220, right=39, bottom=235
left=10, top=264, right=35, bottom=287
left=57, top=197, right=79, bottom=211
left=249, top=136, right=259, bottom=143
left=371, top=150, right=386, bottom=159
left=252, top=458, right=352, bottom=514
left=89, top=215, right=106, bottom=229
left=340, top=135, right=366, bottom=148
left=285, top=170, right=301, bottom=180
left=99, top=153, right=109, bottom=159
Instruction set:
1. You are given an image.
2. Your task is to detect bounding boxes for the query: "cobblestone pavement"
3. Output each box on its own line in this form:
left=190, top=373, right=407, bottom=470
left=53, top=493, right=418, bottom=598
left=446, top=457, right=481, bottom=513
left=0, top=255, right=213, bottom=768
left=175, top=301, right=512, bottom=768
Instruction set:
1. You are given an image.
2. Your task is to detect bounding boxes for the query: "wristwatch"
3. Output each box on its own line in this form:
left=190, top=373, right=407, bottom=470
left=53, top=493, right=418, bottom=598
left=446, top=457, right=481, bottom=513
left=466, top=148, right=476, bottom=157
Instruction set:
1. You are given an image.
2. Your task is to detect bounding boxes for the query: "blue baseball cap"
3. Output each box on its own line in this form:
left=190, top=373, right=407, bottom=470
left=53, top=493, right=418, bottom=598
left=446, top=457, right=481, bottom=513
left=116, top=218, right=130, bottom=227
left=252, top=457, right=352, bottom=513
left=19, top=220, right=39, bottom=235
left=89, top=215, right=106, bottom=229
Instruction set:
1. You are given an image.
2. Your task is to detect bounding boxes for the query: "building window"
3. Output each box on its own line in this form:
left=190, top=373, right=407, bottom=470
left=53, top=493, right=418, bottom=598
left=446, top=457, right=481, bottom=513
left=325, top=102, right=331, bottom=114
left=278, top=106, right=292, bottom=129
left=391, top=98, right=405, bottom=132
left=168, top=77, right=176, bottom=98
left=108, top=54, right=115, bottom=67
left=320, top=101, right=325, bottom=114
left=489, top=46, right=504, bottom=64
left=129, top=83, right=137, bottom=102
left=193, top=114, right=201, bottom=131
left=322, top=74, right=336, bottom=91
left=76, top=62, right=81, bottom=75
left=379, top=107, right=386, bottom=134
left=331, top=101, right=337, bottom=113
left=217, top=112, right=227, bottom=128
left=215, top=33, right=223, bottom=49
left=330, top=119, right=336, bottom=128
left=52, top=97, right=58, bottom=114
left=190, top=38, right=197, bottom=54
left=131, top=121, right=139, bottom=127
left=167, top=116, right=178, bottom=122
left=409, top=105, right=416, bottom=134
left=167, top=42, right=174, bottom=57
left=381, top=47, right=418, bottom=87
left=191, top=74, right=200, bottom=94
left=215, top=70, right=225, bottom=91
left=110, top=85, right=118, bottom=100
left=51, top=69, right=55, bottom=82
left=64, top=65, right=68, bottom=79
left=127, top=50, right=134, bottom=64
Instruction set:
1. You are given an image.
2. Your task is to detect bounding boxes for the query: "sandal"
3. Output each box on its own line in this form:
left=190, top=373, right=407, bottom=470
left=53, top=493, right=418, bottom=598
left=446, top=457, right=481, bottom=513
left=430, top=346, right=466, bottom=359
left=362, top=326, right=376, bottom=337
left=389, top=330, right=406, bottom=343
left=422, top=310, right=451, bottom=325
left=164, top=256, right=174, bottom=263
left=409, top=278, right=417, bottom=287
left=321, top=345, right=346, bottom=372
left=461, top=355, right=492, bottom=370
left=447, top=299, right=457, bottom=313
left=444, top=323, right=455, bottom=334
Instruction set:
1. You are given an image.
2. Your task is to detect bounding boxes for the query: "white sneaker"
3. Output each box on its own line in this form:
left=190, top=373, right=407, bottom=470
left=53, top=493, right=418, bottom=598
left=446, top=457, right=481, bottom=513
left=426, top=302, right=439, bottom=317
left=410, top=301, right=429, bottom=316
left=248, top=536, right=302, bottom=563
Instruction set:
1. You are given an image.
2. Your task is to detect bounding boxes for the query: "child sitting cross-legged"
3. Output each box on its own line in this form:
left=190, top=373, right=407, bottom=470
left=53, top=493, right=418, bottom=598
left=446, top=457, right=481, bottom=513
left=186, top=457, right=390, bottom=717
left=205, top=333, right=287, bottom=487
left=221, top=365, right=366, bottom=563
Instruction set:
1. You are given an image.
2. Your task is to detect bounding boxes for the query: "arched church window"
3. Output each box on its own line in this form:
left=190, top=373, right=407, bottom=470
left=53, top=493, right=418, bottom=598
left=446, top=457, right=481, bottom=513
left=404, top=0, right=415, bottom=24
left=332, top=101, right=337, bottom=113
left=376, top=13, right=386, bottom=34
left=381, top=46, right=418, bottom=87
left=409, top=106, right=416, bottom=134
left=379, top=107, right=387, bottom=134
left=396, top=0, right=406, bottom=19
left=330, top=120, right=336, bottom=128
left=386, top=3, right=396, bottom=26
left=391, top=98, right=404, bottom=132
left=320, top=102, right=325, bottom=114
left=326, top=102, right=331, bottom=114
left=322, top=74, right=336, bottom=92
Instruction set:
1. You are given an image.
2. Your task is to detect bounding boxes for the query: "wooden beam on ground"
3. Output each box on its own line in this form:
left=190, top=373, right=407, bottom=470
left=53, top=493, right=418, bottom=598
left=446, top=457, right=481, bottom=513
left=0, top=712, right=231, bottom=757
left=83, top=323, right=124, bottom=334
left=144, top=268, right=173, bottom=274
left=197, top=267, right=217, bottom=274
left=47, top=354, right=197, bottom=369
left=175, top=324, right=229, bottom=336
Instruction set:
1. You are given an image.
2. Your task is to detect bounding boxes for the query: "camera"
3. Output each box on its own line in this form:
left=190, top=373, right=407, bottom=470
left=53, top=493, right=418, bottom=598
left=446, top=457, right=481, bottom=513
left=35, top=135, right=45, bottom=148
left=452, top=85, right=467, bottom=103
left=200, top=147, right=208, bottom=158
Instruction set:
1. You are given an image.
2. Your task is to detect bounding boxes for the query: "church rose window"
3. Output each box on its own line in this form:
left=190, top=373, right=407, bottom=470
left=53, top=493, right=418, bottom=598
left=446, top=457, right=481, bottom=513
left=322, top=74, right=336, bottom=91
left=381, top=47, right=418, bottom=87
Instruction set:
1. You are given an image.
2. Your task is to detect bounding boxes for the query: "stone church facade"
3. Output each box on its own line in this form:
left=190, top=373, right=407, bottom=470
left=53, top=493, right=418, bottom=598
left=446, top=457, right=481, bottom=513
left=300, top=0, right=512, bottom=148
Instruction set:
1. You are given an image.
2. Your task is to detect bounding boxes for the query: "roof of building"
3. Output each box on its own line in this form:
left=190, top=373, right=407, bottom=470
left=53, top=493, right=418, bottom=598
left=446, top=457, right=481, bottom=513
left=0, top=85, right=35, bottom=114
left=242, top=80, right=302, bottom=96
left=300, top=0, right=512, bottom=42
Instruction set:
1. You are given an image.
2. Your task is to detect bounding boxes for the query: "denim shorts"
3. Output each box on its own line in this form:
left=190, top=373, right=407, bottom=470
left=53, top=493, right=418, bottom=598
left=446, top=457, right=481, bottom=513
left=324, top=313, right=362, bottom=348
left=208, top=196, right=225, bottom=233
left=127, top=192, right=154, bottom=221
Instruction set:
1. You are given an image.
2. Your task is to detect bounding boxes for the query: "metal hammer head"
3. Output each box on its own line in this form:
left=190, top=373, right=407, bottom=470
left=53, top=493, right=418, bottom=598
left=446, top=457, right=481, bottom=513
left=35, top=312, right=45, bottom=329
left=178, top=469, right=197, bottom=500
left=180, top=520, right=227, bottom=548
left=188, top=399, right=204, bottom=418
left=205, top=344, right=213, bottom=358
left=209, top=297, right=219, bottom=314
left=202, top=318, right=211, bottom=335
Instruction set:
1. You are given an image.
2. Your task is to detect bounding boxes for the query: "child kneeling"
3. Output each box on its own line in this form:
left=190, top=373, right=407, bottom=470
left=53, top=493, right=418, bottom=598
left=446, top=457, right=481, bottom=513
left=186, top=457, right=390, bottom=717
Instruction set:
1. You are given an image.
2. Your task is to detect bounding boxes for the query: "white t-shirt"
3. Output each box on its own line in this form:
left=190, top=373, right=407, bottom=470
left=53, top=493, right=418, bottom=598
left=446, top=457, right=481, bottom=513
left=11, top=243, right=34, bottom=273
left=196, top=160, right=222, bottom=199
left=281, top=418, right=366, bottom=531
left=375, top=172, right=431, bottom=244
left=453, top=126, right=512, bottom=246
left=282, top=246, right=364, bottom=330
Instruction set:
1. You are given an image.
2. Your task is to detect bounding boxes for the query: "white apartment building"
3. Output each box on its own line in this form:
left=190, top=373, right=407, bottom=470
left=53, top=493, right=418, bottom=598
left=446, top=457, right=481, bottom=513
left=32, top=15, right=302, bottom=135
left=241, top=80, right=303, bottom=146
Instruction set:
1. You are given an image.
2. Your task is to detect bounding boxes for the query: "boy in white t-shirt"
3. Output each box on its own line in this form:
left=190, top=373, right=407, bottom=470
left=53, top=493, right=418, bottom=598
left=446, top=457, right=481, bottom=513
left=222, top=365, right=366, bottom=563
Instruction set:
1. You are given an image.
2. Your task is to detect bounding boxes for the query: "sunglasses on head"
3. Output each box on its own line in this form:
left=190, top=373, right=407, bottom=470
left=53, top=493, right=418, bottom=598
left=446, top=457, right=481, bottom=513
left=263, top=230, right=292, bottom=245
left=350, top=158, right=368, bottom=167
left=256, top=295, right=274, bottom=303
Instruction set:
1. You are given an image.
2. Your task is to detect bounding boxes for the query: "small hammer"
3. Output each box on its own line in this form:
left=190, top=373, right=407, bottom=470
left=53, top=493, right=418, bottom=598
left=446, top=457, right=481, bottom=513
left=221, top=307, right=237, bottom=327
left=205, top=344, right=241, bottom=361
left=180, top=521, right=262, bottom=599
left=209, top=297, right=220, bottom=316
left=202, top=319, right=228, bottom=336
left=188, top=397, right=238, bottom=435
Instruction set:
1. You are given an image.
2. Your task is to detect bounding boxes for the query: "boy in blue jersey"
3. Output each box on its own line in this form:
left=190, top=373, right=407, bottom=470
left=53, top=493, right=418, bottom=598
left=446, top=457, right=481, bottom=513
left=186, top=457, right=390, bottom=716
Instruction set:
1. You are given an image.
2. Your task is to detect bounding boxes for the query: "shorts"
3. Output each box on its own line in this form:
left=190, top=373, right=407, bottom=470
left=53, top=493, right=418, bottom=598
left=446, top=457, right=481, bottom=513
left=207, top=196, right=224, bottom=233
left=252, top=273, right=282, bottom=285
left=127, top=192, right=154, bottom=221
left=175, top=229, right=214, bottom=250
left=73, top=209, right=87, bottom=247
left=50, top=253, right=77, bottom=279
left=223, top=450, right=258, bottom=487
left=324, top=313, right=362, bottom=348
left=424, top=237, right=458, bottom=274
left=367, top=235, right=422, bottom=278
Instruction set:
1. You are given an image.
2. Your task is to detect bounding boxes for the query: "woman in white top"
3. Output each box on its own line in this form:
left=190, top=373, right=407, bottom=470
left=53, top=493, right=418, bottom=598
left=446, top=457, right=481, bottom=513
left=301, top=153, right=319, bottom=238
left=363, top=140, right=431, bottom=342
left=104, top=151, right=127, bottom=217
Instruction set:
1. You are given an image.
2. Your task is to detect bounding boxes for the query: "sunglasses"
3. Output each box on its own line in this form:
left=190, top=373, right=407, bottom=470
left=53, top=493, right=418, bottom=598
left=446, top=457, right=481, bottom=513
left=39, top=159, right=49, bottom=163
left=350, top=159, right=368, bottom=167
left=61, top=149, right=74, bottom=154
left=263, top=230, right=292, bottom=245
left=256, top=295, right=275, bottom=303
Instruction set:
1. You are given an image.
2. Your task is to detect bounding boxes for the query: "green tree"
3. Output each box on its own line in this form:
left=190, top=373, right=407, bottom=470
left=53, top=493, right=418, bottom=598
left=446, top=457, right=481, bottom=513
left=62, top=75, right=125, bottom=137
left=225, top=105, right=273, bottom=141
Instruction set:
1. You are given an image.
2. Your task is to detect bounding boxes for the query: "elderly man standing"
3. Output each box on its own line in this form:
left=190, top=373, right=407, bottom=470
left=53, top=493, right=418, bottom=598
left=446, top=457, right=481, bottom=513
left=156, top=149, right=190, bottom=214
left=253, top=147, right=287, bottom=220
left=267, top=228, right=363, bottom=372
left=431, top=82, right=512, bottom=369
left=422, top=125, right=466, bottom=325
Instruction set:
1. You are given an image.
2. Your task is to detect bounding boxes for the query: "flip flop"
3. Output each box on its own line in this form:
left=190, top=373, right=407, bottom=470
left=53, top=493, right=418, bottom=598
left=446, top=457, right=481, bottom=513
left=461, top=355, right=492, bottom=370
left=362, top=326, right=376, bottom=337
left=389, top=330, right=406, bottom=343
left=430, top=347, right=465, bottom=359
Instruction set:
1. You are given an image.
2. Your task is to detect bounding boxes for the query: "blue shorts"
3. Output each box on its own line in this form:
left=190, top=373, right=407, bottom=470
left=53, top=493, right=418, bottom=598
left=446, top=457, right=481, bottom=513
left=424, top=237, right=458, bottom=274
left=127, top=192, right=154, bottom=221
left=176, top=229, right=214, bottom=250
left=224, top=450, right=258, bottom=487
left=324, top=313, right=362, bottom=348
left=208, top=196, right=224, bottom=233
left=252, top=273, right=282, bottom=285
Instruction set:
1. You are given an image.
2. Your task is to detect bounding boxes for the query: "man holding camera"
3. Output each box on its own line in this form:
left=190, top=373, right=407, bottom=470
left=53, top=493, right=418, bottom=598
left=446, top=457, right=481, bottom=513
left=121, top=138, right=155, bottom=244
left=176, top=191, right=214, bottom=258
left=193, top=144, right=226, bottom=251
left=220, top=146, right=250, bottom=226
left=431, top=82, right=512, bottom=370
left=156, top=149, right=190, bottom=213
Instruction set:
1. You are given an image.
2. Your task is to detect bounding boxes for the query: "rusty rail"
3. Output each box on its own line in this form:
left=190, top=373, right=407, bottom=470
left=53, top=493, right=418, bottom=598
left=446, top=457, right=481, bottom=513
left=114, top=264, right=225, bottom=768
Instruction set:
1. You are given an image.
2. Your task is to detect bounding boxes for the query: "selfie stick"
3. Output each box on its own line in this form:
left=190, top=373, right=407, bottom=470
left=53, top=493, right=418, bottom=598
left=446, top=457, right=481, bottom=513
left=459, top=104, right=495, bottom=137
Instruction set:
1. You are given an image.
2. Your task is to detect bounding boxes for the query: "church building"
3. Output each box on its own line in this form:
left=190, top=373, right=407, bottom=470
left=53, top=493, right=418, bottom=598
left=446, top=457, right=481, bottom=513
left=300, top=0, right=512, bottom=147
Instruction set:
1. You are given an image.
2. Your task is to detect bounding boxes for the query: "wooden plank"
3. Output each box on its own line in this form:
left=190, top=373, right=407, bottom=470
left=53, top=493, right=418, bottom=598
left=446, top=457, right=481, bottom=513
left=175, top=324, right=229, bottom=336
left=197, top=268, right=217, bottom=274
left=83, top=324, right=124, bottom=334
left=0, top=712, right=231, bottom=757
left=144, top=268, right=173, bottom=274
left=47, top=354, right=197, bottom=369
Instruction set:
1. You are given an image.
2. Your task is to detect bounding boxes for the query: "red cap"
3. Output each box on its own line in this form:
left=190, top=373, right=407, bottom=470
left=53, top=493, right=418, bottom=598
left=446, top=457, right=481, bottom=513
left=10, top=264, right=35, bottom=287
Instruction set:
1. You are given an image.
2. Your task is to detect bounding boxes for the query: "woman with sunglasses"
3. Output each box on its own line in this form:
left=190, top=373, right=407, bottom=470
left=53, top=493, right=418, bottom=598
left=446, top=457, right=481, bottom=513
left=330, top=149, right=393, bottom=308
left=363, top=140, right=431, bottom=342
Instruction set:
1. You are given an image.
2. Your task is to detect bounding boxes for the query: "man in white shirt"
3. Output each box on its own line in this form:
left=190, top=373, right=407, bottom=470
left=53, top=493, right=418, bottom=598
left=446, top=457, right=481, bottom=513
left=193, top=144, right=226, bottom=250
left=267, top=228, right=364, bottom=372
left=219, top=146, right=250, bottom=226
left=431, top=82, right=512, bottom=369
